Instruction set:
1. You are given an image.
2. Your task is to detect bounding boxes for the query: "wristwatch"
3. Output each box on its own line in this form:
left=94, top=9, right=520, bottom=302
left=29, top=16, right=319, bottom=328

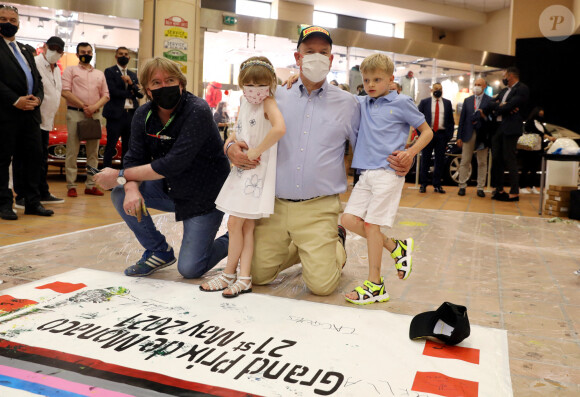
left=117, top=169, right=127, bottom=185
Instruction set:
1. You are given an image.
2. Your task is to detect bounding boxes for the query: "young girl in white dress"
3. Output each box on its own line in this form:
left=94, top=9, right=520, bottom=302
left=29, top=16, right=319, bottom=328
left=200, top=56, right=285, bottom=298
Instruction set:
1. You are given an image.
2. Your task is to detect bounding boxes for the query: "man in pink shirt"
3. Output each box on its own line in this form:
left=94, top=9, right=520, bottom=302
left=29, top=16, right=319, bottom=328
left=61, top=42, right=109, bottom=197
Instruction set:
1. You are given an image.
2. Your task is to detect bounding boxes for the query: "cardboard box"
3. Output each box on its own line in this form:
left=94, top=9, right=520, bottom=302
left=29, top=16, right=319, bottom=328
left=544, top=208, right=569, bottom=217
left=545, top=202, right=569, bottom=212
left=547, top=190, right=572, bottom=200
left=545, top=200, right=570, bottom=209
left=546, top=198, right=569, bottom=204
left=548, top=195, right=570, bottom=202
left=548, top=185, right=577, bottom=192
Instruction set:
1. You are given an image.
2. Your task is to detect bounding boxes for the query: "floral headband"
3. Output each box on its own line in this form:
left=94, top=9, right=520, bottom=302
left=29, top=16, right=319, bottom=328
left=241, top=60, right=275, bottom=75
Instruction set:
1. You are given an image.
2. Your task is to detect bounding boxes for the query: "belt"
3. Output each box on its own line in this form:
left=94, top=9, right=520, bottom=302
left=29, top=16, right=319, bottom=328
left=67, top=106, right=99, bottom=113
left=281, top=196, right=320, bottom=202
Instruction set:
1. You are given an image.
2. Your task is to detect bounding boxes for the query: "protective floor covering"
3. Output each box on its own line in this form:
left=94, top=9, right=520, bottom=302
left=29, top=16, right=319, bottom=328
left=0, top=268, right=510, bottom=396
left=0, top=207, right=579, bottom=396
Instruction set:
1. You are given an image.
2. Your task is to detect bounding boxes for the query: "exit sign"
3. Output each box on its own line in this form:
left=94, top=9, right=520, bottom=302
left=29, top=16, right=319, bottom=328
left=223, top=15, right=238, bottom=25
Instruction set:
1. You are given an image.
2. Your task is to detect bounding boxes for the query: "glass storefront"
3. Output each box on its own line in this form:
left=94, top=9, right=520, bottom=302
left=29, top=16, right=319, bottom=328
left=4, top=2, right=139, bottom=53
left=5, top=1, right=140, bottom=128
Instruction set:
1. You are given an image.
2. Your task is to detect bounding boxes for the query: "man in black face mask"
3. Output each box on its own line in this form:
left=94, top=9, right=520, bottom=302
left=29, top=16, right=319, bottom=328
left=417, top=82, right=454, bottom=193
left=94, top=57, right=230, bottom=280
left=484, top=66, right=529, bottom=202
left=61, top=42, right=110, bottom=198
left=103, top=46, right=143, bottom=168
left=0, top=4, right=53, bottom=220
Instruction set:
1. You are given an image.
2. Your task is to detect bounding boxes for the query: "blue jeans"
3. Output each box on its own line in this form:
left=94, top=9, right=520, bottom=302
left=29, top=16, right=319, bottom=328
left=111, top=180, right=229, bottom=278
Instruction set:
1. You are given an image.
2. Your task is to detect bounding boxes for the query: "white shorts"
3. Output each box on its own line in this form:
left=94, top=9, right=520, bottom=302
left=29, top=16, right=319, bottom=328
left=343, top=169, right=404, bottom=228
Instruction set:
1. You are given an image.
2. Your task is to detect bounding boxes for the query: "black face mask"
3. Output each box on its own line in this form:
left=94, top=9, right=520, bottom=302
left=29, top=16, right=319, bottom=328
left=78, top=54, right=93, bottom=64
left=433, top=90, right=442, bottom=98
left=0, top=22, right=18, bottom=38
left=117, top=56, right=129, bottom=66
left=151, top=85, right=182, bottom=110
left=502, top=78, right=509, bottom=86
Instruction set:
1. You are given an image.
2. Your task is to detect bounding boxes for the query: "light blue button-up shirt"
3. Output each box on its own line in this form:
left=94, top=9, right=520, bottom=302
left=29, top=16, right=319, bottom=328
left=274, top=78, right=360, bottom=200
left=352, top=92, right=425, bottom=171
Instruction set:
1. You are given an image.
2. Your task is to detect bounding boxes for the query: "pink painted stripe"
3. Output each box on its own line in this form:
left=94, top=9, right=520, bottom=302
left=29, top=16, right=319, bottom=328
left=0, top=364, right=134, bottom=397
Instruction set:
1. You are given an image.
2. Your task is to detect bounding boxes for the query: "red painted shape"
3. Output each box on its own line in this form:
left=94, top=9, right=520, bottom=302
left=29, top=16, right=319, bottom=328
left=422, top=340, right=480, bottom=364
left=35, top=281, right=87, bottom=294
left=0, top=339, right=261, bottom=397
left=0, top=295, right=38, bottom=312
left=412, top=371, right=478, bottom=397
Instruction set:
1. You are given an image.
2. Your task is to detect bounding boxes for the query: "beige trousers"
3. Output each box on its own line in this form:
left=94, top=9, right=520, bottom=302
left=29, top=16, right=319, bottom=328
left=65, top=109, right=101, bottom=189
left=458, top=131, right=489, bottom=190
left=252, top=195, right=346, bottom=296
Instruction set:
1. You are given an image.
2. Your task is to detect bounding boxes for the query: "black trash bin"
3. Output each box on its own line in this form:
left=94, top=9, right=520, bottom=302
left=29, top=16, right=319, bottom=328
left=569, top=190, right=580, bottom=220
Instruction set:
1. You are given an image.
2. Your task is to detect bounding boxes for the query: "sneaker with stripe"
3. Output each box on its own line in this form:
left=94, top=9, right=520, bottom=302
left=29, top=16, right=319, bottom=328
left=390, top=238, right=414, bottom=280
left=124, top=247, right=176, bottom=277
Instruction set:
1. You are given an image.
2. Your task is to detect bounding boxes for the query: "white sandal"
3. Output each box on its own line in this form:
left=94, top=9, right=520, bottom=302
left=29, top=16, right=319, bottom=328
left=222, top=276, right=252, bottom=298
left=199, top=272, right=236, bottom=292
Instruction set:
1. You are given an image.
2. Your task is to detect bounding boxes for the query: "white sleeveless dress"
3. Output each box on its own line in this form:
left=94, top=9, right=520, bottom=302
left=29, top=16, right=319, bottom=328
left=215, top=97, right=277, bottom=219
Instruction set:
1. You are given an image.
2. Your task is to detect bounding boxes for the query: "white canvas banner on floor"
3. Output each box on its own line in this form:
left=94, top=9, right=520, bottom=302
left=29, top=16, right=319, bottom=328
left=0, top=269, right=512, bottom=396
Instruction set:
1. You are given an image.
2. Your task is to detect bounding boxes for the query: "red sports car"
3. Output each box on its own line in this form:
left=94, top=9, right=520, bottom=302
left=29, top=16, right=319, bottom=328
left=47, top=124, right=122, bottom=171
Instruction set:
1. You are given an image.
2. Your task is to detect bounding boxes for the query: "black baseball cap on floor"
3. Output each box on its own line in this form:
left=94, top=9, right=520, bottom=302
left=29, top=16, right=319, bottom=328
left=409, top=302, right=471, bottom=346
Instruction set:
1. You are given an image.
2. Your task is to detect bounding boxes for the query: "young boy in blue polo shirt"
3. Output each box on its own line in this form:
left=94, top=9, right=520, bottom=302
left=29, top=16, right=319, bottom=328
left=342, top=53, right=433, bottom=305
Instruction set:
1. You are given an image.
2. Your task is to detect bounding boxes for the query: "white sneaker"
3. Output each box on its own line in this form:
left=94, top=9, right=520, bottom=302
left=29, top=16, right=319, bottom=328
left=519, top=188, right=531, bottom=194
left=531, top=187, right=540, bottom=194
left=574, top=269, right=580, bottom=276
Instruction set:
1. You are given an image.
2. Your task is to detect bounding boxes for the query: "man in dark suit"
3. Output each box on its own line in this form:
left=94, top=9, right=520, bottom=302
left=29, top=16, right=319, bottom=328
left=456, top=77, right=493, bottom=197
left=102, top=46, right=143, bottom=168
left=486, top=66, right=529, bottom=202
left=0, top=4, right=53, bottom=220
left=417, top=82, right=454, bottom=193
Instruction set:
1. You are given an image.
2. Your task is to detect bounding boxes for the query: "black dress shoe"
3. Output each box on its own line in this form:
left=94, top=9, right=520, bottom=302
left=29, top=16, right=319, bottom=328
left=495, top=194, right=519, bottom=202
left=477, top=190, right=485, bottom=198
left=434, top=186, right=446, bottom=194
left=0, top=208, right=18, bottom=220
left=419, top=185, right=426, bottom=193
left=493, top=191, right=509, bottom=201
left=25, top=204, right=54, bottom=216
left=458, top=188, right=466, bottom=196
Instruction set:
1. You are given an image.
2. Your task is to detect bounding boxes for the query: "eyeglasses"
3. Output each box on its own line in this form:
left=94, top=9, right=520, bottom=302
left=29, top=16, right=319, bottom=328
left=0, top=4, right=19, bottom=14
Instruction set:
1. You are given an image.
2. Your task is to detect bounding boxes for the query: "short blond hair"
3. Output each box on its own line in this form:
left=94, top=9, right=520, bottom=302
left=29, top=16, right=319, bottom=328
left=238, top=56, right=277, bottom=96
left=139, top=57, right=187, bottom=100
left=360, top=53, right=394, bottom=76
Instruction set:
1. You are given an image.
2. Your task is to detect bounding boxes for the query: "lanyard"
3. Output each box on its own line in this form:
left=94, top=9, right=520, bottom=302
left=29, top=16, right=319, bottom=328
left=145, top=109, right=175, bottom=140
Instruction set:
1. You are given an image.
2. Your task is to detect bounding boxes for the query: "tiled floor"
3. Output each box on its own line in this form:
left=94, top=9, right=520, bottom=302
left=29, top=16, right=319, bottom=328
left=1, top=173, right=579, bottom=396
left=0, top=173, right=554, bottom=246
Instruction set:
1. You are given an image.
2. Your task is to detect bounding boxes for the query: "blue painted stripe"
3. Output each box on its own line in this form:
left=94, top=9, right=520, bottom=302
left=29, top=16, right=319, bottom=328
left=0, top=374, right=87, bottom=397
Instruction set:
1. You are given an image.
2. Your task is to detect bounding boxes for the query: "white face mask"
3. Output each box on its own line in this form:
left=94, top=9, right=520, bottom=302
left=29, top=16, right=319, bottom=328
left=473, top=86, right=483, bottom=95
left=45, top=49, right=61, bottom=65
left=301, top=53, right=330, bottom=83
left=243, top=86, right=270, bottom=105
